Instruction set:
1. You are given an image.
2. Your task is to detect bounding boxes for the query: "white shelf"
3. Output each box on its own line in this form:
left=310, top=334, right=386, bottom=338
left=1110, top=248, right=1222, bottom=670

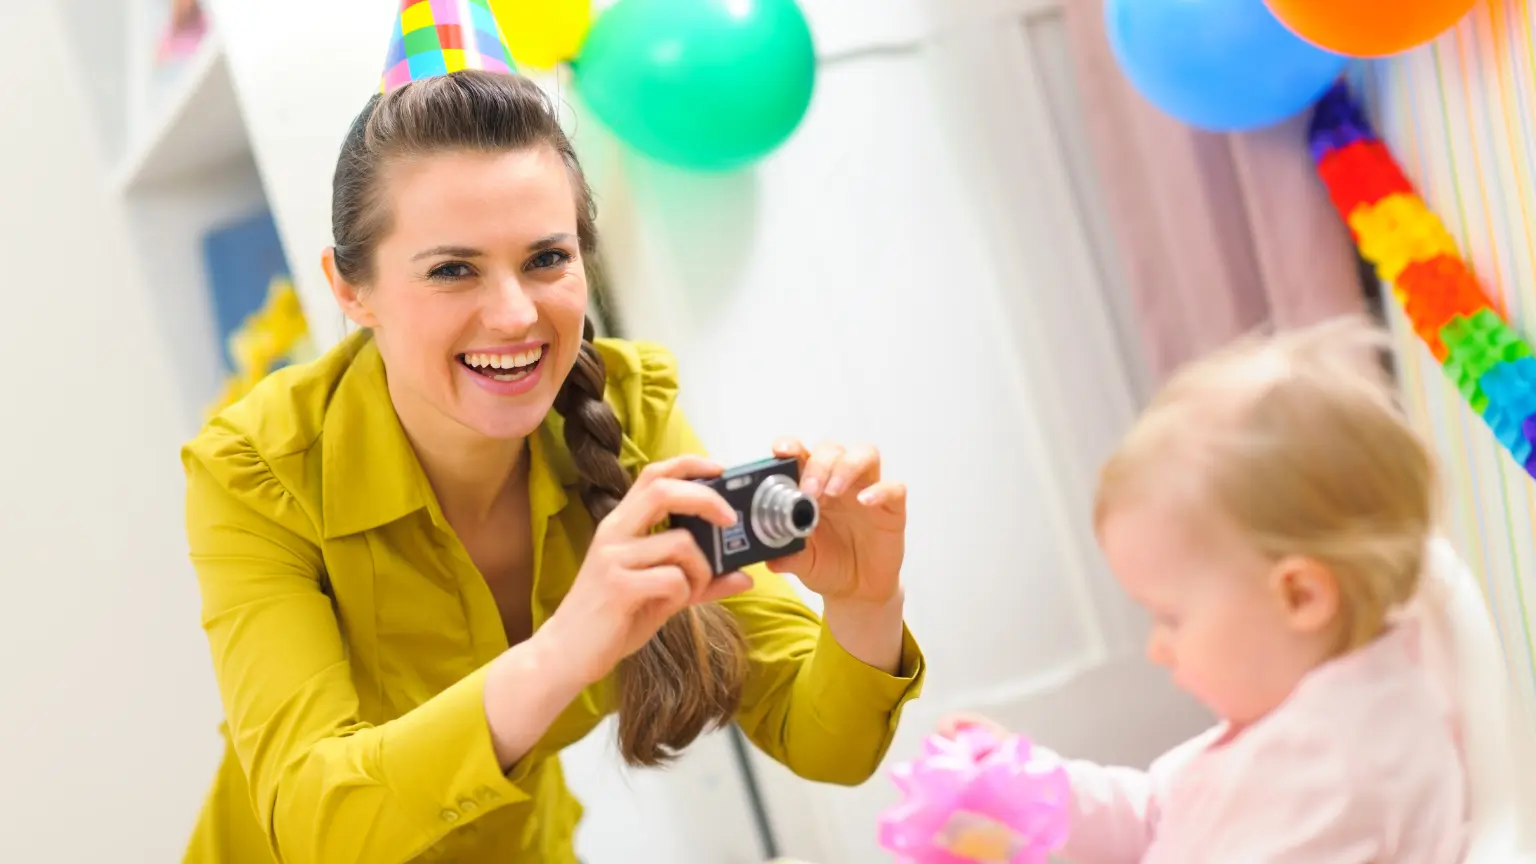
left=113, top=34, right=251, bottom=192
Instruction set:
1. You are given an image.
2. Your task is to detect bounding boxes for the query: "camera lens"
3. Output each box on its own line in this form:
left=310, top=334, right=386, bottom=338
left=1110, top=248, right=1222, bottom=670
left=791, top=499, right=816, bottom=532
left=751, top=474, right=820, bottom=548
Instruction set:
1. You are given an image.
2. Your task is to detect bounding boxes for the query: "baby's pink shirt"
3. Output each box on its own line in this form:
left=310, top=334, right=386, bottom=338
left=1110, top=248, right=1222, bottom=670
left=1051, top=622, right=1468, bottom=863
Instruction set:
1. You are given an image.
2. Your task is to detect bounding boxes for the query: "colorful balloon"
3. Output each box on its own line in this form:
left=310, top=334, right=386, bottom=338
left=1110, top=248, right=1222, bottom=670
left=1105, top=0, right=1348, bottom=132
left=491, top=0, right=592, bottom=70
left=1263, top=0, right=1475, bottom=57
left=570, top=0, right=816, bottom=172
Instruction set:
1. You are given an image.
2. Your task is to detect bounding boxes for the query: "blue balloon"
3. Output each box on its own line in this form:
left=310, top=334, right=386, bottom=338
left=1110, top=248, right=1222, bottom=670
left=1105, top=0, right=1348, bottom=133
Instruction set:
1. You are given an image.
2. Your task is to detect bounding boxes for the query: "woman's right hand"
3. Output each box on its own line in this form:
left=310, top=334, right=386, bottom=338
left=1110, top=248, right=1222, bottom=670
left=539, top=455, right=754, bottom=687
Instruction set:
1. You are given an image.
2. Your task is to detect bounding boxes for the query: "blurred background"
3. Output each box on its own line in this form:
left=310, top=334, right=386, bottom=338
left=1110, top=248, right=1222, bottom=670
left=7, top=0, right=1536, bottom=860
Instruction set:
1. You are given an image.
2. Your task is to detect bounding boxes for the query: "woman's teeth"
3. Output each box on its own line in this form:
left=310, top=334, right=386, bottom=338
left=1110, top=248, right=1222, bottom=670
left=460, top=346, right=544, bottom=382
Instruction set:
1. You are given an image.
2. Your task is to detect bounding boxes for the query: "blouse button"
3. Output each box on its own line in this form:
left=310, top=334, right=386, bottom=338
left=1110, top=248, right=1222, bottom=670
left=439, top=808, right=460, bottom=824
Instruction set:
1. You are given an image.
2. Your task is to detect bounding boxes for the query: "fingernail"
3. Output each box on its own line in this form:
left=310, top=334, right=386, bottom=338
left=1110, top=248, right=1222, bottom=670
left=802, top=477, right=821, bottom=498
left=773, top=439, right=794, bottom=453
left=857, top=489, right=874, bottom=505
left=824, top=478, right=846, bottom=498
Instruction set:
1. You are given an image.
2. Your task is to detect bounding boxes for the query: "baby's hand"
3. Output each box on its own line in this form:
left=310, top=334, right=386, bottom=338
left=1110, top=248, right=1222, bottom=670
left=935, top=712, right=1010, bottom=741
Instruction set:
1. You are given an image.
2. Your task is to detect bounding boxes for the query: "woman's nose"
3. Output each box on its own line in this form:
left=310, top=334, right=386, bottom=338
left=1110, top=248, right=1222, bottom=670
left=484, top=277, right=538, bottom=331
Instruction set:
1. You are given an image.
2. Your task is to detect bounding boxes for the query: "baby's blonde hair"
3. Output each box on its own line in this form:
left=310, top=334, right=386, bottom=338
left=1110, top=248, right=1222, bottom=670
left=1095, top=315, right=1438, bottom=650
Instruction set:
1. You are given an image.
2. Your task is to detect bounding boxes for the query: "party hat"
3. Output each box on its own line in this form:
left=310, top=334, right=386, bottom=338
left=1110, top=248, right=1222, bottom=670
left=380, top=0, right=516, bottom=93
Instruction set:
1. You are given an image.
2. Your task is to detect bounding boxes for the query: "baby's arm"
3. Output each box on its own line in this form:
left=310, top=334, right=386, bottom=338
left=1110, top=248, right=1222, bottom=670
left=1049, top=755, right=1159, bottom=864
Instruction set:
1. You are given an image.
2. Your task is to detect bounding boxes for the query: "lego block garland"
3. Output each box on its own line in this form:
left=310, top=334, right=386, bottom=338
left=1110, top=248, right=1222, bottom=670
left=1308, top=81, right=1536, bottom=478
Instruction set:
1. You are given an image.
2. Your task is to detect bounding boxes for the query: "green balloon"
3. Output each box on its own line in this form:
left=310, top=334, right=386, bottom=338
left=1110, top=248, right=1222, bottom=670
left=571, top=0, right=817, bottom=172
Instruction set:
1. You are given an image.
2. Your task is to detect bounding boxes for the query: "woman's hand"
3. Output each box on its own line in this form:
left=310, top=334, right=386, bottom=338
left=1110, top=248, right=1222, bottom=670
left=767, top=438, right=906, bottom=605
left=538, top=455, right=753, bottom=687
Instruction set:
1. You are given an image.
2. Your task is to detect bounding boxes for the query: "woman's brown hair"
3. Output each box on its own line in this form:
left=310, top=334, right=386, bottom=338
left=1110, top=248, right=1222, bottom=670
left=330, top=70, right=748, bottom=766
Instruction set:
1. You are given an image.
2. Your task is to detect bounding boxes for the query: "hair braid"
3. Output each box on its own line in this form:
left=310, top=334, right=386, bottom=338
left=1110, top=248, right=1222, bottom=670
left=554, top=318, right=749, bottom=766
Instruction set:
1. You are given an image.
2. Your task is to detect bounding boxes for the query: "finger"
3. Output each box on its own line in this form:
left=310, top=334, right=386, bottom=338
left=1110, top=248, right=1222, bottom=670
left=936, top=713, right=1003, bottom=739
left=856, top=480, right=907, bottom=514
left=628, top=565, right=693, bottom=618
left=771, top=437, right=808, bottom=463
left=621, top=529, right=716, bottom=602
left=823, top=442, right=880, bottom=498
left=799, top=440, right=846, bottom=500
left=633, top=454, right=724, bottom=488
left=604, top=477, right=736, bottom=539
left=700, top=570, right=754, bottom=603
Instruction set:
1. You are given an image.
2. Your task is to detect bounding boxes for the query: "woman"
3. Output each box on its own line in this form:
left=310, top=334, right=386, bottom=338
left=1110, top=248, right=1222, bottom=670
left=180, top=55, right=923, bottom=864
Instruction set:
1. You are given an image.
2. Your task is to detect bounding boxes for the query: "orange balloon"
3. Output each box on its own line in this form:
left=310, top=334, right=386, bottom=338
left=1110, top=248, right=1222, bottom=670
left=1262, top=0, right=1476, bottom=57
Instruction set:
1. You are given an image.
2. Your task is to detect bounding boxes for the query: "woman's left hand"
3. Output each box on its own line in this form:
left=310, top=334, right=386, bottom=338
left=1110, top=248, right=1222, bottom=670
left=766, top=438, right=906, bottom=605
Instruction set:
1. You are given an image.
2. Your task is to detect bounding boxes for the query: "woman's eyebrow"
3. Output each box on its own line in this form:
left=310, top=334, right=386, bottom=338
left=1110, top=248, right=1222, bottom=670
left=529, top=233, right=575, bottom=251
left=412, top=245, right=482, bottom=261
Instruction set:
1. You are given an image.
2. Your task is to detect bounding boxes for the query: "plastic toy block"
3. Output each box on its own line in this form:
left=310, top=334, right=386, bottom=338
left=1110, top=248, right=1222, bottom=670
left=1307, top=81, right=1378, bottom=163
left=1478, top=357, right=1536, bottom=463
left=1394, top=255, right=1493, bottom=359
left=1317, top=141, right=1414, bottom=220
left=1442, top=309, right=1534, bottom=415
left=1523, top=417, right=1536, bottom=477
left=1347, top=194, right=1460, bottom=284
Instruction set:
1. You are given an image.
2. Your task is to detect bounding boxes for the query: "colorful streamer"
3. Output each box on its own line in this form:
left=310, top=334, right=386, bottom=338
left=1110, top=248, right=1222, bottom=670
left=1308, top=82, right=1536, bottom=477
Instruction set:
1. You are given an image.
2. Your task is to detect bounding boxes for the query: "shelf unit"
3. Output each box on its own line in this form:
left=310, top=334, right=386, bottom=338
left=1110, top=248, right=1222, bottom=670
left=61, top=0, right=272, bottom=433
left=114, top=34, right=251, bottom=193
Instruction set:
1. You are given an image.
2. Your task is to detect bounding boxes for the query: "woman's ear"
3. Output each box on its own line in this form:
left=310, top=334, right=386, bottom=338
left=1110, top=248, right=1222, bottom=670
left=322, top=247, right=378, bottom=328
left=1267, top=555, right=1341, bottom=635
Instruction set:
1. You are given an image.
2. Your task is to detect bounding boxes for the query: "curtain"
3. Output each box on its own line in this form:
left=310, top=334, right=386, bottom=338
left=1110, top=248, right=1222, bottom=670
left=1061, top=0, right=1366, bottom=382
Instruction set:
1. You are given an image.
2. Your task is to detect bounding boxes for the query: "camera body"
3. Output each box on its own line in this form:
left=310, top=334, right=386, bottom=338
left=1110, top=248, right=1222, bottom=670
left=672, top=456, right=820, bottom=576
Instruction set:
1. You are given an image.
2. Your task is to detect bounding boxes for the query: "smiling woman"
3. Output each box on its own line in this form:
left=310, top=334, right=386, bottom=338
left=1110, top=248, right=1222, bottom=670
left=175, top=6, right=925, bottom=864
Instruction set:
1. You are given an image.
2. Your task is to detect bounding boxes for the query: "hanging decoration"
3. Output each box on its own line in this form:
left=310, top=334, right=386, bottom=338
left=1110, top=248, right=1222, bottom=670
left=1104, top=0, right=1347, bottom=132
left=568, top=0, right=817, bottom=172
left=876, top=726, right=1072, bottom=864
left=1309, top=81, right=1536, bottom=476
left=1263, top=0, right=1475, bottom=58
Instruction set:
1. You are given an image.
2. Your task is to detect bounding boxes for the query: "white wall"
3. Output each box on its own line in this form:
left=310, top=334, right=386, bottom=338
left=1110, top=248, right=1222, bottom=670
left=0, top=3, right=224, bottom=860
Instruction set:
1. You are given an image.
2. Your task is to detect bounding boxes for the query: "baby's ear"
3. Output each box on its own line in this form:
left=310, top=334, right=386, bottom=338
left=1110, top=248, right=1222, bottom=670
left=1267, top=555, right=1341, bottom=634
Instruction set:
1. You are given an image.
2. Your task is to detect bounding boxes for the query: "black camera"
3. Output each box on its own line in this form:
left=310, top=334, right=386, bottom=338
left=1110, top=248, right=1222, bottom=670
left=671, top=456, right=820, bottom=576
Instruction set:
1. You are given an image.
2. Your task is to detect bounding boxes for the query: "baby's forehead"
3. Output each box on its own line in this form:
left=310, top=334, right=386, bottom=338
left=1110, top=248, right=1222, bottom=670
left=1101, top=496, right=1252, bottom=583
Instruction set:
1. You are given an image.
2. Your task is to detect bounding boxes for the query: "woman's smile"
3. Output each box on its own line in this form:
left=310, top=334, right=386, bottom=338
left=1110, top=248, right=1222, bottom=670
left=457, top=341, right=548, bottom=396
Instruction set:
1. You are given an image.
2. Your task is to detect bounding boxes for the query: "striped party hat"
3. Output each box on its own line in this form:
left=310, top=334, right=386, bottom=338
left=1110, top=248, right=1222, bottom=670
left=380, top=0, right=515, bottom=93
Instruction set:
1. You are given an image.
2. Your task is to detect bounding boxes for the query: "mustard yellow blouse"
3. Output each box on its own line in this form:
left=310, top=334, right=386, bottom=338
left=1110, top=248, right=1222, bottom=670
left=179, top=330, right=925, bottom=864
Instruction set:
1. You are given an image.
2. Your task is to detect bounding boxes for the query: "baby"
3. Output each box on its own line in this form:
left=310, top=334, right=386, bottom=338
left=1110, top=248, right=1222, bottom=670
left=945, top=317, right=1468, bottom=862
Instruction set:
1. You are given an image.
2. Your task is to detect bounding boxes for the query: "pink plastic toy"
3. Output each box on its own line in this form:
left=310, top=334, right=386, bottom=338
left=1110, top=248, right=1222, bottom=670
left=877, top=726, right=1072, bottom=864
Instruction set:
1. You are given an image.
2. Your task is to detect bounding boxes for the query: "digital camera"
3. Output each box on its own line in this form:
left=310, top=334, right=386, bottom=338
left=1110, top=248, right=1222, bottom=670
left=672, top=456, right=820, bottom=576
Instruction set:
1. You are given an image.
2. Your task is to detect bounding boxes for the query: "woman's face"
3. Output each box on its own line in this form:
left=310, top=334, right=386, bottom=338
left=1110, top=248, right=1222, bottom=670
left=329, top=145, right=588, bottom=442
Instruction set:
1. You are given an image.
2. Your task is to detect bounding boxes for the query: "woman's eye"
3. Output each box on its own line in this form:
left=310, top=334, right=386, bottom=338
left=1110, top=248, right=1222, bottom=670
left=528, top=249, right=573, bottom=270
left=428, top=262, right=474, bottom=281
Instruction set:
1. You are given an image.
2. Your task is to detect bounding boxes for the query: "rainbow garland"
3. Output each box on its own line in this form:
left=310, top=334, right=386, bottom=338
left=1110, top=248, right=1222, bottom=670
left=1308, top=81, right=1536, bottom=477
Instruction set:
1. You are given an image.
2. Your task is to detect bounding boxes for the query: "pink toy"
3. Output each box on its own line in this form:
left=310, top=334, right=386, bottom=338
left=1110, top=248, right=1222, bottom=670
left=877, top=727, right=1072, bottom=864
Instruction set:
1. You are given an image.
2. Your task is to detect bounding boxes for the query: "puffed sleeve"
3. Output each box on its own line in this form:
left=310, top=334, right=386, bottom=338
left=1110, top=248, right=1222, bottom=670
left=612, top=340, right=926, bottom=785
left=183, top=421, right=533, bottom=864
